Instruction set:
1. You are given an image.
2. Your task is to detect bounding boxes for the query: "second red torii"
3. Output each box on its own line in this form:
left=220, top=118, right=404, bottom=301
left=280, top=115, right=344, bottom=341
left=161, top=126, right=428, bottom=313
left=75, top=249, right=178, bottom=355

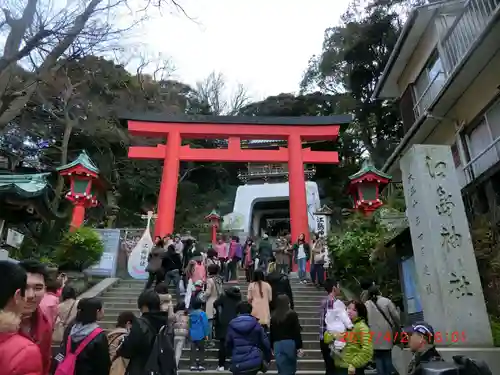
left=123, top=114, right=351, bottom=240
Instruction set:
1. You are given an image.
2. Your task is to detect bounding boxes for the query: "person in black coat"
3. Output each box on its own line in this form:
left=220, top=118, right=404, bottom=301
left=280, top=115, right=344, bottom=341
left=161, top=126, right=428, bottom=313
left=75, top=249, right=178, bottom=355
left=60, top=298, right=110, bottom=375
left=145, top=246, right=166, bottom=290
left=266, top=270, right=294, bottom=312
left=162, top=244, right=183, bottom=303
left=117, top=290, right=168, bottom=375
left=213, top=286, right=242, bottom=371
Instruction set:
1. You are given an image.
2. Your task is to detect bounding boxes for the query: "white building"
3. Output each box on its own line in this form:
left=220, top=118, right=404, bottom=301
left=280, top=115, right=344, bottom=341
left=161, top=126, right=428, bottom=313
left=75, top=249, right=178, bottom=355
left=373, top=0, right=500, bottom=219
left=224, top=140, right=321, bottom=237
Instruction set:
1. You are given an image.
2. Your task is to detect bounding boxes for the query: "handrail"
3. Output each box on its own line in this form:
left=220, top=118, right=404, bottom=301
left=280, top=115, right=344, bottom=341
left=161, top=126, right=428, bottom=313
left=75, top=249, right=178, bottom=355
left=441, top=0, right=500, bottom=74
left=413, top=71, right=446, bottom=118
left=463, top=133, right=500, bottom=182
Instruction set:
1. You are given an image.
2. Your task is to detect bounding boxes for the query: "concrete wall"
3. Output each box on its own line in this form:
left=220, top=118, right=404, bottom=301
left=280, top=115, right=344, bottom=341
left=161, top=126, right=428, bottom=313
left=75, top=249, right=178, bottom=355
left=423, top=49, right=500, bottom=146
left=449, top=49, right=500, bottom=126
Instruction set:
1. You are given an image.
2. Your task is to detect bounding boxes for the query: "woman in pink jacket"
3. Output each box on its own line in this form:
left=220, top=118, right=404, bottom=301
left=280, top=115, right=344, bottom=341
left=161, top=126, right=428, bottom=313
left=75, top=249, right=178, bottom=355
left=188, top=260, right=206, bottom=284
left=39, top=278, right=61, bottom=326
left=214, top=237, right=228, bottom=276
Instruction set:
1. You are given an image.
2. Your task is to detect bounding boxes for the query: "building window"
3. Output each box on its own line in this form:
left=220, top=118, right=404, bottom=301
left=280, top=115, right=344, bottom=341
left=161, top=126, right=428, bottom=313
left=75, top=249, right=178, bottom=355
left=413, top=50, right=446, bottom=118
left=464, top=97, right=500, bottom=182
left=399, top=84, right=416, bottom=133
left=451, top=142, right=461, bottom=168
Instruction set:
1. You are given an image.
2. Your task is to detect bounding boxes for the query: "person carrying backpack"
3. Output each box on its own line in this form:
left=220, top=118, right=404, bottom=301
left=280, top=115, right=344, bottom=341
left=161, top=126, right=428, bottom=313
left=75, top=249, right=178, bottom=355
left=266, top=269, right=294, bottom=312
left=213, top=286, right=242, bottom=371
left=53, top=286, right=78, bottom=345
left=54, top=298, right=110, bottom=375
left=116, top=290, right=171, bottom=375
left=204, top=263, right=223, bottom=345
left=108, top=312, right=134, bottom=375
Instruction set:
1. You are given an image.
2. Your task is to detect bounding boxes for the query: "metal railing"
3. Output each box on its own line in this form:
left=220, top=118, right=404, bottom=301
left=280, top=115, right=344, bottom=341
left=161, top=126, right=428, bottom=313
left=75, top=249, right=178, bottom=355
left=441, top=0, right=500, bottom=75
left=463, top=134, right=500, bottom=184
left=413, top=71, right=446, bottom=119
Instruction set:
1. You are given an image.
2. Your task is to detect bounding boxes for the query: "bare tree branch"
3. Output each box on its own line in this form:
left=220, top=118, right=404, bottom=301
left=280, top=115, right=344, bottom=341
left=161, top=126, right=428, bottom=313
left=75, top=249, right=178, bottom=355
left=0, top=0, right=187, bottom=130
left=195, top=71, right=250, bottom=115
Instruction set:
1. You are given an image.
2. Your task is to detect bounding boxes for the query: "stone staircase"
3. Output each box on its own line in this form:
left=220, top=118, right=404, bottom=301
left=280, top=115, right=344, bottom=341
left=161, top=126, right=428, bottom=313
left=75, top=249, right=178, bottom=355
left=97, top=276, right=374, bottom=375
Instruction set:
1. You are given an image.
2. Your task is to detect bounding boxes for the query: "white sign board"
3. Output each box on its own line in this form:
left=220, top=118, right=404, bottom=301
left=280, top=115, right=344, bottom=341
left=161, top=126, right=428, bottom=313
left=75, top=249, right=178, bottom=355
left=86, top=229, right=120, bottom=277
left=222, top=212, right=245, bottom=231
left=6, top=229, right=24, bottom=249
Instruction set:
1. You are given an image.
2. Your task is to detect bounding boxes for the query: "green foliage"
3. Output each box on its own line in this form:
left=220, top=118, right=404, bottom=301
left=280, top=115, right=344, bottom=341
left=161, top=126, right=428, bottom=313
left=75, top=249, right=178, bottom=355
left=470, top=215, right=500, bottom=317
left=54, top=227, right=104, bottom=271
left=328, top=212, right=401, bottom=298
left=489, top=316, right=500, bottom=347
left=301, top=0, right=404, bottom=166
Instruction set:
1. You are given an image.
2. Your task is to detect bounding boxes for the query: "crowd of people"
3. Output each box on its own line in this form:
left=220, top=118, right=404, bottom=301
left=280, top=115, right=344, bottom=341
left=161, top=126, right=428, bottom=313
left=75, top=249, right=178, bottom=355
left=0, top=231, right=468, bottom=375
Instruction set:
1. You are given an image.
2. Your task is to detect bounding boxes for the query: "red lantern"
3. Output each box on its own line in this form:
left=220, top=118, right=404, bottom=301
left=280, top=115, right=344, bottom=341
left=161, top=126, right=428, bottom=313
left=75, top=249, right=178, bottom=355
left=57, top=151, right=102, bottom=230
left=347, top=159, right=391, bottom=215
left=205, top=209, right=221, bottom=244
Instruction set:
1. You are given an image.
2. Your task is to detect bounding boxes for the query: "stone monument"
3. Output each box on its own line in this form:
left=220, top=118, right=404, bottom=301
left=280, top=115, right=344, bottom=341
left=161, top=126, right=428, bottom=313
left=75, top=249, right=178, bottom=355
left=400, top=145, right=492, bottom=346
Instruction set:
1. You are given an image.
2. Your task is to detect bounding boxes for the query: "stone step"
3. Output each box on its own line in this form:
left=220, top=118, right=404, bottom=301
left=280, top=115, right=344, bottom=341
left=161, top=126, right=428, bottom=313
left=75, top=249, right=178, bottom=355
left=101, top=308, right=319, bottom=319
left=101, top=301, right=323, bottom=310
left=115, top=281, right=324, bottom=291
left=110, top=288, right=325, bottom=296
left=177, top=372, right=326, bottom=375
left=54, top=339, right=323, bottom=352
left=101, top=298, right=323, bottom=308
left=179, top=358, right=325, bottom=371
left=99, top=316, right=321, bottom=327
left=100, top=295, right=324, bottom=305
left=97, top=321, right=321, bottom=340
left=181, top=347, right=323, bottom=359
left=104, top=286, right=326, bottom=294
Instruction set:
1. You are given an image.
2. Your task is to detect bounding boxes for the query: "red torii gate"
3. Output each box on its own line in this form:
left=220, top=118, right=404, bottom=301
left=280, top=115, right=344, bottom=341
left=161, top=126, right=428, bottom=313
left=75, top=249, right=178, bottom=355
left=123, top=114, right=351, bottom=241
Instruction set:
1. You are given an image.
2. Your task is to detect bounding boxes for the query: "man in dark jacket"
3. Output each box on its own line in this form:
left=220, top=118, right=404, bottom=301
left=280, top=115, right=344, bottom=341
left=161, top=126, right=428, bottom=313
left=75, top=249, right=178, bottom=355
left=407, top=322, right=443, bottom=375
left=145, top=246, right=166, bottom=290
left=226, top=302, right=272, bottom=375
left=266, top=270, right=294, bottom=311
left=162, top=244, right=183, bottom=302
left=213, top=286, right=242, bottom=371
left=258, top=235, right=273, bottom=273
left=117, top=290, right=167, bottom=375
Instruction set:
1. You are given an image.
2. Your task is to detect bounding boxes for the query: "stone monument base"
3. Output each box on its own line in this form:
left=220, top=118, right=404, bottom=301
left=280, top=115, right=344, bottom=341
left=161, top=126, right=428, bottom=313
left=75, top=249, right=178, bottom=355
left=393, top=346, right=500, bottom=373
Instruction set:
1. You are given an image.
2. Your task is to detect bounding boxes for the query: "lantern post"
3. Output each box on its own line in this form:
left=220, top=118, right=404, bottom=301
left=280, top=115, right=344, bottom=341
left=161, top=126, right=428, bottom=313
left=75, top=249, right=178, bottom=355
left=347, top=159, right=391, bottom=216
left=205, top=209, right=221, bottom=244
left=57, top=151, right=102, bottom=230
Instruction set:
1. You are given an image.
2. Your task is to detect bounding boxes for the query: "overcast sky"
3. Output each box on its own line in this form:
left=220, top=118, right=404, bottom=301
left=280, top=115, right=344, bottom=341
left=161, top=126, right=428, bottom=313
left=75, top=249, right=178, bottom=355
left=135, top=0, right=349, bottom=100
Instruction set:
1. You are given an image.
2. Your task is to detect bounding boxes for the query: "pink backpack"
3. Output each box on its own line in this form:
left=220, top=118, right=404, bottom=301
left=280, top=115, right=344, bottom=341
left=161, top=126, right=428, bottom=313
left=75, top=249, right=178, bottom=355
left=54, top=328, right=103, bottom=375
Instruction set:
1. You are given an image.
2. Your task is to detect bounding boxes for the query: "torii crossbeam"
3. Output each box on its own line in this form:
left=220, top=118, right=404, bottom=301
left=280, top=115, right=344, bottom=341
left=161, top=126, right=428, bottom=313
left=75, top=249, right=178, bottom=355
left=123, top=114, right=352, bottom=240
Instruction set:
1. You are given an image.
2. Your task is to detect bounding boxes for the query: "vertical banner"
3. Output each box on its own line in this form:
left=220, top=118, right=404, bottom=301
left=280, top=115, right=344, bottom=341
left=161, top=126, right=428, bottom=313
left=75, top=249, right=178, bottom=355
left=315, top=214, right=329, bottom=237
left=127, top=213, right=154, bottom=280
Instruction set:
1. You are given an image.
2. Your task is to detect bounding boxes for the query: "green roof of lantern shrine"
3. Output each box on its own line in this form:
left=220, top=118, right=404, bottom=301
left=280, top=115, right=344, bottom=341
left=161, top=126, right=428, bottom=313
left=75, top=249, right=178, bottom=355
left=56, top=150, right=99, bottom=174
left=348, top=158, right=392, bottom=181
left=0, top=173, right=51, bottom=197
left=205, top=209, right=221, bottom=219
